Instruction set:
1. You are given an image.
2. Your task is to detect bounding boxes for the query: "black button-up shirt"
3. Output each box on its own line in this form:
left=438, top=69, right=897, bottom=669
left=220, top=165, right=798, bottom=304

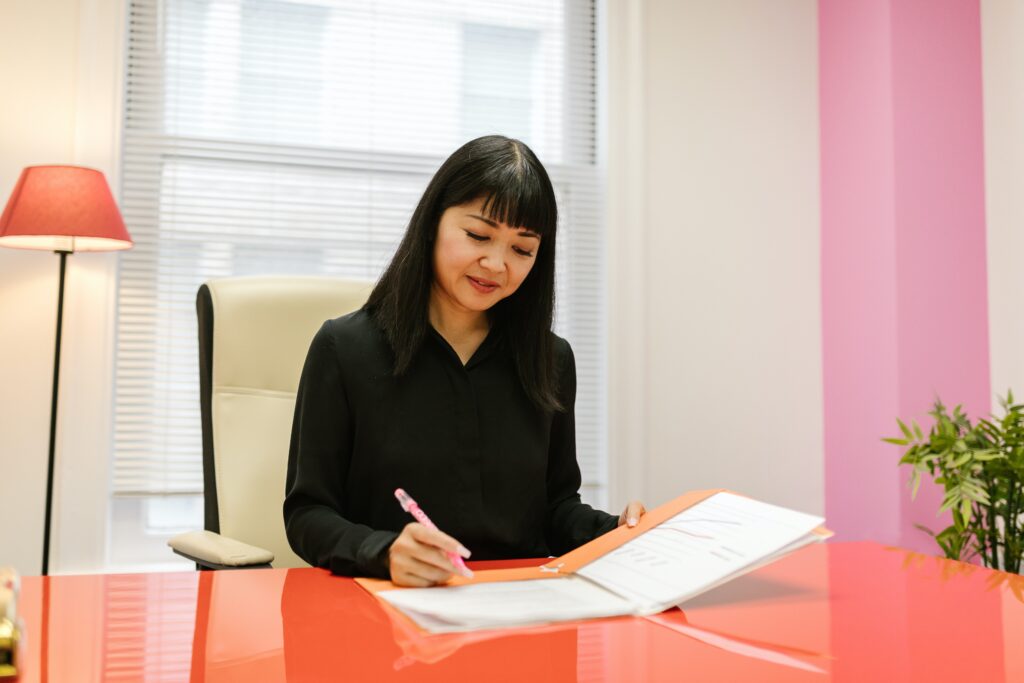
left=283, top=307, right=617, bottom=578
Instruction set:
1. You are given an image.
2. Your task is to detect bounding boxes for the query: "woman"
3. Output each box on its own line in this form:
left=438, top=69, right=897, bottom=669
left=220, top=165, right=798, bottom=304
left=284, top=135, right=645, bottom=586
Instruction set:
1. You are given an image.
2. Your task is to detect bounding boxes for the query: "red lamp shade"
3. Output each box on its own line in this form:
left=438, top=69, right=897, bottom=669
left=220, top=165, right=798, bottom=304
left=0, top=165, right=132, bottom=252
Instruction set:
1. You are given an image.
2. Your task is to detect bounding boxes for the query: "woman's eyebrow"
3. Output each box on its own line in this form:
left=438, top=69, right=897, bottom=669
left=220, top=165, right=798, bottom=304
left=467, top=214, right=541, bottom=240
left=468, top=213, right=499, bottom=227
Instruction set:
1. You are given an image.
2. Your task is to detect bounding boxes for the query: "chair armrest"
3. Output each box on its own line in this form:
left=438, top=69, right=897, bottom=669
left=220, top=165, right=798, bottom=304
left=168, top=530, right=274, bottom=570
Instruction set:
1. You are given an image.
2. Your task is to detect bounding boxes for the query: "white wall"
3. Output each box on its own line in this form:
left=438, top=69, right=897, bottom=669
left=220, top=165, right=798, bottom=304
left=607, top=0, right=824, bottom=512
left=0, top=0, right=123, bottom=575
left=983, top=0, right=1024, bottom=412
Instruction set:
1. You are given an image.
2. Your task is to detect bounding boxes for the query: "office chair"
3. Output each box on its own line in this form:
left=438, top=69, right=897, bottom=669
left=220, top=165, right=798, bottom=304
left=168, top=276, right=372, bottom=569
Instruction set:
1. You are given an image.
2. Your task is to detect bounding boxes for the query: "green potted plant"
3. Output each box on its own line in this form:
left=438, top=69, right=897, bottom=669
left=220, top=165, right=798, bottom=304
left=885, top=393, right=1024, bottom=573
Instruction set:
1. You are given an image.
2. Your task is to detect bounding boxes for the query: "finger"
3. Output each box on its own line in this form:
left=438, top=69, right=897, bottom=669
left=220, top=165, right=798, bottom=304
left=395, top=526, right=472, bottom=579
left=413, top=539, right=475, bottom=579
left=401, top=554, right=454, bottom=585
left=625, top=501, right=644, bottom=527
left=391, top=549, right=448, bottom=585
left=409, top=540, right=463, bottom=575
left=409, top=524, right=471, bottom=558
left=392, top=569, right=433, bottom=587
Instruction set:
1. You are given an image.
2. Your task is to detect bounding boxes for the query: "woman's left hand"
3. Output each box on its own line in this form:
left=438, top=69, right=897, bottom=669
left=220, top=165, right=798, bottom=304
left=617, top=500, right=647, bottom=528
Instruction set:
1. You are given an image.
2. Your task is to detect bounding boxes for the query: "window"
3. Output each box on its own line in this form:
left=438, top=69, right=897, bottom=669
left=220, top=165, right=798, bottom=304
left=114, top=0, right=605, bottom=568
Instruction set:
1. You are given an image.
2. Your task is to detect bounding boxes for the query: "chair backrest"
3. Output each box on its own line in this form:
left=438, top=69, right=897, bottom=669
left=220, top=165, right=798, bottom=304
left=197, top=276, right=372, bottom=568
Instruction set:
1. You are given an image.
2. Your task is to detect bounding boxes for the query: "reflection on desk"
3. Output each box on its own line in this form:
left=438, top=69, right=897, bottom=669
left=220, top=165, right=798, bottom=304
left=13, top=542, right=1024, bottom=682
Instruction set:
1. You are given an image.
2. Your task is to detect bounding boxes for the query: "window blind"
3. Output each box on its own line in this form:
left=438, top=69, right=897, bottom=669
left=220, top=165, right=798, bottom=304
left=116, top=0, right=607, bottom=507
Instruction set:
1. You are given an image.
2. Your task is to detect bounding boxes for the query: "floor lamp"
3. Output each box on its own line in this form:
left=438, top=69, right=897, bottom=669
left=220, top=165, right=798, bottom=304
left=0, top=166, right=132, bottom=576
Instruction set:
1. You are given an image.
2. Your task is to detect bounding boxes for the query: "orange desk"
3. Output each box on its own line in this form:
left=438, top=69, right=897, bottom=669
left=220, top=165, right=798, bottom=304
left=12, top=541, right=1024, bottom=682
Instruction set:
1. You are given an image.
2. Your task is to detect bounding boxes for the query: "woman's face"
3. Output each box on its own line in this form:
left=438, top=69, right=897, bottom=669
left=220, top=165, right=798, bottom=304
left=431, top=196, right=541, bottom=315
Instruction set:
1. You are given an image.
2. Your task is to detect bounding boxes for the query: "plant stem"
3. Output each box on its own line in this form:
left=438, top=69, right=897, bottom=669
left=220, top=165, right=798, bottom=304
left=987, top=468, right=999, bottom=569
left=1009, top=481, right=1021, bottom=573
left=989, top=501, right=999, bottom=569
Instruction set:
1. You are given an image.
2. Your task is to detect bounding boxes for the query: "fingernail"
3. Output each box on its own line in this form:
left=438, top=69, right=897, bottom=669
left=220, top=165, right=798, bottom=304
left=462, top=567, right=475, bottom=579
left=628, top=517, right=638, bottom=527
left=458, top=545, right=471, bottom=559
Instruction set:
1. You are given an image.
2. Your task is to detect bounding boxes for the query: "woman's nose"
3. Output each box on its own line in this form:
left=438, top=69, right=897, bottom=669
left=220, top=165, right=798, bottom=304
left=480, top=246, right=507, bottom=273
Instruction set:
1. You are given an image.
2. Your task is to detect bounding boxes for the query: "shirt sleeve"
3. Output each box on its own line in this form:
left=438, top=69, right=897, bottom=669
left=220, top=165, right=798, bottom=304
left=543, top=340, right=619, bottom=555
left=283, top=320, right=398, bottom=577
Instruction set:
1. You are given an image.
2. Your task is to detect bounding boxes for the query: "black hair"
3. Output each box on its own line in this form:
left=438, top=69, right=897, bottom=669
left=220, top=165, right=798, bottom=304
left=366, top=135, right=562, bottom=412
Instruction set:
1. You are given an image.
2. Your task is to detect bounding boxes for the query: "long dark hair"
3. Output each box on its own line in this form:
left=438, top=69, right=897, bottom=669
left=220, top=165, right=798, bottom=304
left=366, top=135, right=562, bottom=412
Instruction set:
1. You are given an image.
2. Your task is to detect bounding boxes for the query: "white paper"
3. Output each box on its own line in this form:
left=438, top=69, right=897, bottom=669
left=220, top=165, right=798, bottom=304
left=377, top=576, right=635, bottom=633
left=575, top=492, right=824, bottom=612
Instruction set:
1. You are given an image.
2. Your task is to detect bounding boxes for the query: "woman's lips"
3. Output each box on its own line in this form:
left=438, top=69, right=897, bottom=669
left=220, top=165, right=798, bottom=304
left=467, top=276, right=498, bottom=293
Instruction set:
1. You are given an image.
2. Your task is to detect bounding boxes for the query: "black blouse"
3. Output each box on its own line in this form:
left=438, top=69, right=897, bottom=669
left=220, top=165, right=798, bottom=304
left=283, top=307, right=617, bottom=578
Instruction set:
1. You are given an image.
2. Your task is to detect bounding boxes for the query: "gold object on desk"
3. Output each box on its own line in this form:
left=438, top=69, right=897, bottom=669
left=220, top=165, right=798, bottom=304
left=0, top=567, right=21, bottom=678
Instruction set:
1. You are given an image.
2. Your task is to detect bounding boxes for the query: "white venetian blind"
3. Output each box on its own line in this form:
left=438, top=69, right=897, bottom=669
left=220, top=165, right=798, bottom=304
left=115, top=0, right=606, bottom=507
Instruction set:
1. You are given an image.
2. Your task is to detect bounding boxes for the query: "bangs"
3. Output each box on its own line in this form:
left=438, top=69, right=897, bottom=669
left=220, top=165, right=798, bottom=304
left=477, top=180, right=552, bottom=239
left=479, top=176, right=556, bottom=237
left=441, top=138, right=557, bottom=237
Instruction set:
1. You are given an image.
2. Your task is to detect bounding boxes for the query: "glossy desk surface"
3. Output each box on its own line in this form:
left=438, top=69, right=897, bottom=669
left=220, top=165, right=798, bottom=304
left=12, top=542, right=1024, bottom=682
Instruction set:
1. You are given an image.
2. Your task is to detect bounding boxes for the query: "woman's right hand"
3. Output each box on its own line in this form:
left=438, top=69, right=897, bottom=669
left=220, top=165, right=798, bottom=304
left=388, top=522, right=473, bottom=586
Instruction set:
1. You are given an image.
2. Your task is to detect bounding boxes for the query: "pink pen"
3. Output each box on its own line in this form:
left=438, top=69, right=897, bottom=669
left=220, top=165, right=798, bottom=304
left=394, top=488, right=473, bottom=578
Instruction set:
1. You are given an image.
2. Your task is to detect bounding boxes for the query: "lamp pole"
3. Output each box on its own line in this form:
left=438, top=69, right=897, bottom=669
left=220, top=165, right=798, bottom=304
left=40, top=250, right=70, bottom=577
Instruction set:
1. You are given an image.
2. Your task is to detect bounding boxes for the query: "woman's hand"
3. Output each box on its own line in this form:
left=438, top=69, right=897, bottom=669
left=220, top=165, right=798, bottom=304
left=618, top=500, right=647, bottom=528
left=388, top=522, right=473, bottom=587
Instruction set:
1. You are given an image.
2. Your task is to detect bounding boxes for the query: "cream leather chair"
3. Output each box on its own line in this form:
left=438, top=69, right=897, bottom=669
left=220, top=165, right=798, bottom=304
left=169, top=276, right=372, bottom=569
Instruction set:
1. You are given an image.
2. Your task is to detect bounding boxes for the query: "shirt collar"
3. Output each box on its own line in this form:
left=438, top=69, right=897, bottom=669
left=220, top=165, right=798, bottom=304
left=428, top=319, right=505, bottom=370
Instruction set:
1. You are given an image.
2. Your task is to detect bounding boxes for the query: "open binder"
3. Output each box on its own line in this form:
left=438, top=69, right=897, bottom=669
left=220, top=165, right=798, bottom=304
left=356, top=489, right=833, bottom=633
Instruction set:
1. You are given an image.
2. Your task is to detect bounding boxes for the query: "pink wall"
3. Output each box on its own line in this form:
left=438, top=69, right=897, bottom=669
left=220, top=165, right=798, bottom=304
left=820, top=0, right=990, bottom=553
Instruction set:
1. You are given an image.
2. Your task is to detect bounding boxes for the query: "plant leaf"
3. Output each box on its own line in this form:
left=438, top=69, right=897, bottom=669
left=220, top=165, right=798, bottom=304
left=939, top=495, right=957, bottom=514
left=913, top=523, right=935, bottom=538
left=973, top=450, right=1003, bottom=461
left=949, top=452, right=971, bottom=468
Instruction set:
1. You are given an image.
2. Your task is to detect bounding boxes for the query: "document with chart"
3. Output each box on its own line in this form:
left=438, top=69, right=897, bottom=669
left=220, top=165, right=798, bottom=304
left=357, top=490, right=832, bottom=633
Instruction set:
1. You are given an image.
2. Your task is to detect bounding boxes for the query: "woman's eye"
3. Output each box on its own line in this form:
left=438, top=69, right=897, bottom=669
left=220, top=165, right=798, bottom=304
left=464, top=230, right=533, bottom=257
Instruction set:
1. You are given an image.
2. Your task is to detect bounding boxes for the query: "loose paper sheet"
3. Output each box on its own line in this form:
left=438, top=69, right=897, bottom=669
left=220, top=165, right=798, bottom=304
left=378, top=575, right=635, bottom=633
